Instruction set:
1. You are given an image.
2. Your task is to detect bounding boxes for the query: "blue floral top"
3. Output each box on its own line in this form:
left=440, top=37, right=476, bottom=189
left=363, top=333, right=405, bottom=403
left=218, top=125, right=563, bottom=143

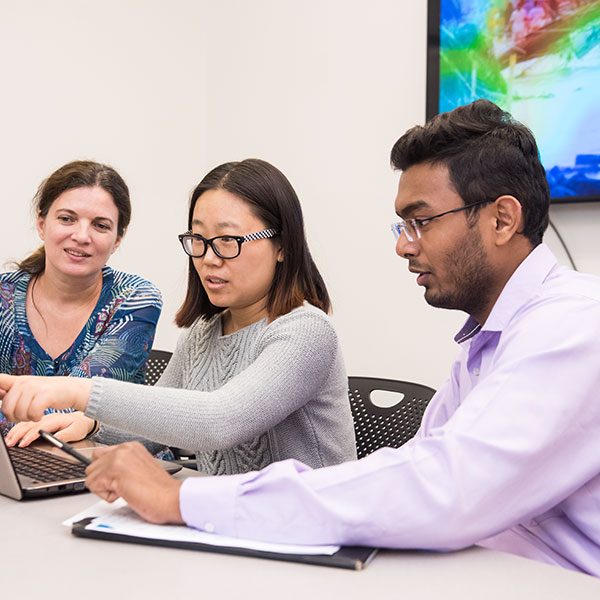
left=0, top=266, right=162, bottom=423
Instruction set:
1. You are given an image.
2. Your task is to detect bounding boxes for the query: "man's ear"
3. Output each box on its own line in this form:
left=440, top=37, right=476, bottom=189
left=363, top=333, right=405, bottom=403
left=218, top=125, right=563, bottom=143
left=493, top=195, right=522, bottom=247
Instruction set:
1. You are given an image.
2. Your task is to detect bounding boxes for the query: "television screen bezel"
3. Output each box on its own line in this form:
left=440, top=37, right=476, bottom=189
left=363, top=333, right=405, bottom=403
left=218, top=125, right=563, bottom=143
left=425, top=0, right=600, bottom=205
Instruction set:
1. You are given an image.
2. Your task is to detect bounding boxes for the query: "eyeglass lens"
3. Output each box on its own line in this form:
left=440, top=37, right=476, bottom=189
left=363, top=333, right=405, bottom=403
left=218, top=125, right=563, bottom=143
left=181, top=235, right=240, bottom=258
left=391, top=221, right=419, bottom=242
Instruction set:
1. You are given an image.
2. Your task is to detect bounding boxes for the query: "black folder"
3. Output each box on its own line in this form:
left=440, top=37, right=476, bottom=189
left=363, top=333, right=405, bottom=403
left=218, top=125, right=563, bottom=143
left=72, top=517, right=378, bottom=570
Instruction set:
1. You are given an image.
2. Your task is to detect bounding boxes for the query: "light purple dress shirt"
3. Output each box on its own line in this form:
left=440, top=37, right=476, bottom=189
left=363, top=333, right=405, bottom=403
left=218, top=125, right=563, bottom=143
left=179, top=243, right=600, bottom=576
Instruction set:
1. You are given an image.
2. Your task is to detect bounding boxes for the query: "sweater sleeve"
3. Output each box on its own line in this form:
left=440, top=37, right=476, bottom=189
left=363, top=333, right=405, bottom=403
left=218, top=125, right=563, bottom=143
left=92, top=326, right=193, bottom=451
left=86, top=307, right=339, bottom=450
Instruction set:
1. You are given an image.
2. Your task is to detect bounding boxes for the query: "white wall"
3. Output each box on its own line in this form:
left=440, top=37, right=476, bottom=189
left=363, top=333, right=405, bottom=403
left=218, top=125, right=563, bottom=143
left=0, top=0, right=208, bottom=352
left=1, top=0, right=599, bottom=391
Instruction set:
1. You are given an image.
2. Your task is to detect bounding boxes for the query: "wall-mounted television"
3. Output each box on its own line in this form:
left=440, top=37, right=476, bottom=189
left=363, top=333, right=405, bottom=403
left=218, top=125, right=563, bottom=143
left=426, top=0, right=600, bottom=203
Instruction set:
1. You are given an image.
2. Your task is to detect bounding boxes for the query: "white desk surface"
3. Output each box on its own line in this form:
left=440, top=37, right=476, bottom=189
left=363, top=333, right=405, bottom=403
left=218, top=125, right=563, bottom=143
left=1, top=464, right=599, bottom=599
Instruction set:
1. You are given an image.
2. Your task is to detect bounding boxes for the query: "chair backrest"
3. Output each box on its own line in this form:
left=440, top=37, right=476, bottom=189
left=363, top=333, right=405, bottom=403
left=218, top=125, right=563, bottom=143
left=348, top=376, right=436, bottom=459
left=144, top=349, right=173, bottom=386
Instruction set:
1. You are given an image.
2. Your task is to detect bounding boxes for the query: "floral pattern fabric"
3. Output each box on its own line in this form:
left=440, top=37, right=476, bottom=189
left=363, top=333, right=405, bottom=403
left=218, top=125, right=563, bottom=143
left=0, top=266, right=162, bottom=422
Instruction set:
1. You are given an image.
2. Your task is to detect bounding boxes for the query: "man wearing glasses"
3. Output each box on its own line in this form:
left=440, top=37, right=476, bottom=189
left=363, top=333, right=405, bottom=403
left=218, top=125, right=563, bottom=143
left=7, top=100, right=600, bottom=576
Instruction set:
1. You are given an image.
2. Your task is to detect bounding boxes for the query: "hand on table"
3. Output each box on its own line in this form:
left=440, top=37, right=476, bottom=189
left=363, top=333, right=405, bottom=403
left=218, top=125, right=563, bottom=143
left=4, top=411, right=95, bottom=447
left=86, top=442, right=184, bottom=525
left=0, top=374, right=92, bottom=422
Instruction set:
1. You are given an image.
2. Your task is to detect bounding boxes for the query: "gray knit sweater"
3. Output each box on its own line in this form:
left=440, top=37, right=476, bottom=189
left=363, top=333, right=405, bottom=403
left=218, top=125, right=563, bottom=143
left=87, top=304, right=357, bottom=474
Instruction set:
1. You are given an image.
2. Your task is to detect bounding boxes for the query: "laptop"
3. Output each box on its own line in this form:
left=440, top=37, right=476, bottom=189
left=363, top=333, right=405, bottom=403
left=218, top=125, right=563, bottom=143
left=0, top=427, right=182, bottom=500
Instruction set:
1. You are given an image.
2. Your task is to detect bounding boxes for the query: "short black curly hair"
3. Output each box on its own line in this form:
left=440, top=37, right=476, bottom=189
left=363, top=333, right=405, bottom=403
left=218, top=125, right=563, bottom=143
left=391, top=99, right=549, bottom=246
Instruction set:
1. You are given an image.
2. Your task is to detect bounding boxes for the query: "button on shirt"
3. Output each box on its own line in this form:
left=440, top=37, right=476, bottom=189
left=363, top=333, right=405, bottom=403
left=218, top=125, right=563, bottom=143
left=178, top=243, right=600, bottom=576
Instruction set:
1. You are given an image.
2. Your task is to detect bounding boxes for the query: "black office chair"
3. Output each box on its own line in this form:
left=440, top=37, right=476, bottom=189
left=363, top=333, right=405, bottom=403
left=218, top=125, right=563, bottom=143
left=144, top=349, right=173, bottom=386
left=144, top=349, right=197, bottom=467
left=348, top=376, right=436, bottom=459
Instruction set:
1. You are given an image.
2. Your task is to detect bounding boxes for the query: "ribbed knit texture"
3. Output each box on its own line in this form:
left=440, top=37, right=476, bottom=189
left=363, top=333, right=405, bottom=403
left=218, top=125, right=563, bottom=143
left=88, top=304, right=357, bottom=475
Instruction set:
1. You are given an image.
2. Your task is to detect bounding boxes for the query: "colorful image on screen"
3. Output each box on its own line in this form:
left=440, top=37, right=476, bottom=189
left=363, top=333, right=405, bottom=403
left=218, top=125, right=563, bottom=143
left=438, top=0, right=600, bottom=201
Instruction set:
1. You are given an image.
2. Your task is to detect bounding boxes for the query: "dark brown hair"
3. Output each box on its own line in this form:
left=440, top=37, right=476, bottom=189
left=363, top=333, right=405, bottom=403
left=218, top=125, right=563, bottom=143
left=17, top=160, right=131, bottom=275
left=391, top=99, right=549, bottom=246
left=175, top=159, right=330, bottom=327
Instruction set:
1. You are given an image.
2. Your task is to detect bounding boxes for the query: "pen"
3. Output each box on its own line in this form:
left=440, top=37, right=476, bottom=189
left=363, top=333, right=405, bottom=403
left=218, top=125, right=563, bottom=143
left=38, top=429, right=92, bottom=466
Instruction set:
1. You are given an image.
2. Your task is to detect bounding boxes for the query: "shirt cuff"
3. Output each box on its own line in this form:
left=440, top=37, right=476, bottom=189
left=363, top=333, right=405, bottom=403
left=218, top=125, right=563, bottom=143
left=86, top=377, right=103, bottom=420
left=179, top=473, right=249, bottom=536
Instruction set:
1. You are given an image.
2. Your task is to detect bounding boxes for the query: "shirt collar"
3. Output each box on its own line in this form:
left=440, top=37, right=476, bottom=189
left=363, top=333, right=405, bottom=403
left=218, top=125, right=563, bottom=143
left=454, top=243, right=558, bottom=343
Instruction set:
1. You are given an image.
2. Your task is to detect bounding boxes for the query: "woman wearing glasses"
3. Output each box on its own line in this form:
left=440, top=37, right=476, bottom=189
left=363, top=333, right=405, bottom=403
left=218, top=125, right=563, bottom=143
left=0, top=160, right=162, bottom=440
left=4, top=159, right=356, bottom=474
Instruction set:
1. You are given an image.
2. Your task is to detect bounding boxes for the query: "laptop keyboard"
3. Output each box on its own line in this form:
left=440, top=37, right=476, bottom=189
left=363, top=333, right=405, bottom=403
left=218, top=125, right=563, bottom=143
left=8, top=446, right=87, bottom=483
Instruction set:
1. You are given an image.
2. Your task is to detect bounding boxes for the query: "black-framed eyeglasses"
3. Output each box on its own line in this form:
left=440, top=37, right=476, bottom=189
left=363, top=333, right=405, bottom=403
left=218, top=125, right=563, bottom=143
left=391, top=198, right=494, bottom=242
left=178, top=228, right=279, bottom=259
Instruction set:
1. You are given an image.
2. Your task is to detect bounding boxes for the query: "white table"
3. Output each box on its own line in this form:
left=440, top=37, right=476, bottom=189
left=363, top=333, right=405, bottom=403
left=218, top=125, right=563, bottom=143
left=2, top=468, right=600, bottom=600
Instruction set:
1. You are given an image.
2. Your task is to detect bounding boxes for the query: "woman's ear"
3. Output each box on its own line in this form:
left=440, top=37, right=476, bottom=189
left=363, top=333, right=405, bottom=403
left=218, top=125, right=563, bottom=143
left=111, top=234, right=123, bottom=255
left=36, top=214, right=46, bottom=241
left=277, top=245, right=284, bottom=263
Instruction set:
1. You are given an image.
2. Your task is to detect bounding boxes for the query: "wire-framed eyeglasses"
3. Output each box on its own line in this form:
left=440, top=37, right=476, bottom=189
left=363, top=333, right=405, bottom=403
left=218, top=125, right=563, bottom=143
left=391, top=198, right=494, bottom=242
left=178, top=228, right=279, bottom=259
